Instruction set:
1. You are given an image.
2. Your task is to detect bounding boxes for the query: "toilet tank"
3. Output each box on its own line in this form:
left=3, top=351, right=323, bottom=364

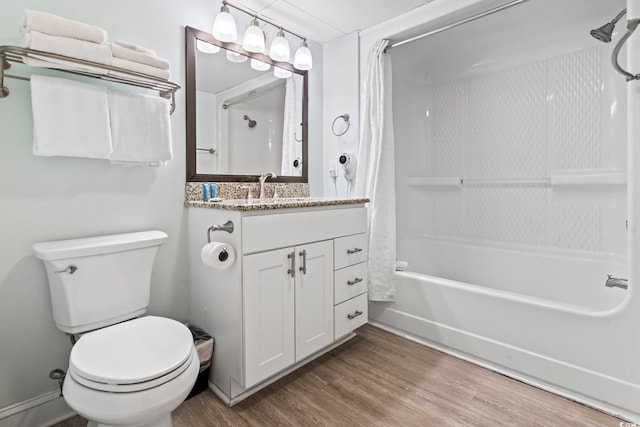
left=33, top=231, right=168, bottom=334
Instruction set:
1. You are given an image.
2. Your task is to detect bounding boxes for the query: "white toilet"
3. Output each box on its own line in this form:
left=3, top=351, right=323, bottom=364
left=34, top=231, right=199, bottom=427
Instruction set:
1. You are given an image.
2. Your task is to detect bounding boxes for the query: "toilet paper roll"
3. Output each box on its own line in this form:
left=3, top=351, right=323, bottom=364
left=201, top=242, right=235, bottom=269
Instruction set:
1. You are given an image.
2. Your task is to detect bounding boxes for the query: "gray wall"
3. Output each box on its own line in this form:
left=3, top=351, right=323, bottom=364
left=0, top=0, right=323, bottom=409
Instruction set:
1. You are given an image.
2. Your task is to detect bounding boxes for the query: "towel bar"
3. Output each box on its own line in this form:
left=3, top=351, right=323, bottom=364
left=0, top=45, right=180, bottom=114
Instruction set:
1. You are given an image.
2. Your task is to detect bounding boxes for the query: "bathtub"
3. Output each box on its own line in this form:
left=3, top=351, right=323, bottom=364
left=369, top=237, right=637, bottom=420
left=363, top=0, right=640, bottom=421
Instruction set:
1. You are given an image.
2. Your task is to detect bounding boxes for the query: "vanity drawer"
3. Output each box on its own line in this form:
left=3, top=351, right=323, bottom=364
left=335, top=293, right=368, bottom=339
left=334, top=233, right=368, bottom=270
left=334, top=262, right=367, bottom=304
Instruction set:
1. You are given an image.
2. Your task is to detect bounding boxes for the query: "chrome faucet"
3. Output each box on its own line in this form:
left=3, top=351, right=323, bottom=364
left=258, top=172, right=277, bottom=199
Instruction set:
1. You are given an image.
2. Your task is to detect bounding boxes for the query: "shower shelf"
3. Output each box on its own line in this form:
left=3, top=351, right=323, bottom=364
left=0, top=45, right=180, bottom=114
left=408, top=170, right=627, bottom=188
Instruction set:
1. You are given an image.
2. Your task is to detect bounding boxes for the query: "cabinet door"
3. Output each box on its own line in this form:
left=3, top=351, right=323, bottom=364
left=295, top=240, right=334, bottom=360
left=243, top=247, right=295, bottom=388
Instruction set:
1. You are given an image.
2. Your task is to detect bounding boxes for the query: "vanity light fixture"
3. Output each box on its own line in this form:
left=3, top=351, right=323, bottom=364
left=274, top=66, right=292, bottom=79
left=243, top=17, right=265, bottom=53
left=213, top=1, right=237, bottom=43
left=269, top=29, right=290, bottom=61
left=213, top=1, right=312, bottom=70
left=251, top=58, right=270, bottom=71
left=196, top=40, right=221, bottom=54
left=293, top=39, right=312, bottom=70
left=226, top=49, right=247, bottom=63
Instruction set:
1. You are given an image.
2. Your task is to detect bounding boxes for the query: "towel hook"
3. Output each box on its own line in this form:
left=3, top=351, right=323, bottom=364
left=331, top=113, right=350, bottom=136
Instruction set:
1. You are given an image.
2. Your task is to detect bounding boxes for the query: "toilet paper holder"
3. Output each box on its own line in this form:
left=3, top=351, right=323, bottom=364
left=207, top=220, right=234, bottom=242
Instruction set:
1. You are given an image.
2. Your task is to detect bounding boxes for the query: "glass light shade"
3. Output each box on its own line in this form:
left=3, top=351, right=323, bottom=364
left=196, top=40, right=221, bottom=54
left=242, top=18, right=265, bottom=53
left=269, top=30, right=290, bottom=62
left=293, top=41, right=313, bottom=70
left=213, top=6, right=237, bottom=42
left=274, top=66, right=292, bottom=79
left=226, top=50, right=247, bottom=63
left=251, top=58, right=270, bottom=71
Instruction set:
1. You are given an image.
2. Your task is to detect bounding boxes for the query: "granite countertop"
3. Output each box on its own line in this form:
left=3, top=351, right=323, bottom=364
left=185, top=197, right=369, bottom=211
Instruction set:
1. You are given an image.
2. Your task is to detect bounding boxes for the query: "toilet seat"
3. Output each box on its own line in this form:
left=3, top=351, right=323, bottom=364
left=68, top=316, right=195, bottom=393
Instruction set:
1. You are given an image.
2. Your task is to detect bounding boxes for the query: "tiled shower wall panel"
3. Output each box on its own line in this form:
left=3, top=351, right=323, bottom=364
left=417, top=46, right=625, bottom=254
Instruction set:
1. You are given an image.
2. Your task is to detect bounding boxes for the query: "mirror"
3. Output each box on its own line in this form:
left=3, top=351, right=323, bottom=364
left=186, top=26, right=308, bottom=182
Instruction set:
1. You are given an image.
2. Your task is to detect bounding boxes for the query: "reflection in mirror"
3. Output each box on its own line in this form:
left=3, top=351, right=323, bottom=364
left=186, top=26, right=308, bottom=182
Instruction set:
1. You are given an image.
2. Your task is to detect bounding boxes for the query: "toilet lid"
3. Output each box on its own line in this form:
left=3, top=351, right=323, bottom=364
left=69, top=316, right=194, bottom=387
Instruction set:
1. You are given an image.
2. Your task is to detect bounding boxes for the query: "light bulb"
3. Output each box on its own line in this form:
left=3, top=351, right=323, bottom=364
left=242, top=18, right=265, bottom=53
left=226, top=50, right=247, bottom=63
left=293, top=40, right=312, bottom=70
left=274, top=66, right=292, bottom=79
left=269, top=29, right=290, bottom=62
left=213, top=3, right=237, bottom=43
left=196, top=40, right=220, bottom=54
left=251, top=58, right=270, bottom=71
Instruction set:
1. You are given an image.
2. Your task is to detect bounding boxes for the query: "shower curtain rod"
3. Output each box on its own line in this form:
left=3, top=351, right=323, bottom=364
left=385, top=0, right=531, bottom=52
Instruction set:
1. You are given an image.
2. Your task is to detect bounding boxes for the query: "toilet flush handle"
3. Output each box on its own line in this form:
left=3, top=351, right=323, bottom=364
left=55, top=265, right=78, bottom=275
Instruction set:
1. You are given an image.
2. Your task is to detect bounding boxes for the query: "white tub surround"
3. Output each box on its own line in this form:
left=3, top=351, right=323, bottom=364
left=188, top=201, right=368, bottom=405
left=361, top=0, right=640, bottom=421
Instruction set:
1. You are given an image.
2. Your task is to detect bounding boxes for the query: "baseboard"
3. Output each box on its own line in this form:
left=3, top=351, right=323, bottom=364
left=0, top=390, right=75, bottom=427
left=367, top=315, right=640, bottom=424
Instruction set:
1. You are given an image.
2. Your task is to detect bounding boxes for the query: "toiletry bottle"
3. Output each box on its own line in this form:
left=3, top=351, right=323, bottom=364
left=210, top=183, right=217, bottom=199
left=203, top=183, right=210, bottom=201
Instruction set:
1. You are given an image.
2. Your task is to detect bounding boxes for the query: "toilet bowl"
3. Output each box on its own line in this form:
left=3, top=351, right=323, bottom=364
left=63, top=316, right=199, bottom=427
left=33, top=231, right=198, bottom=427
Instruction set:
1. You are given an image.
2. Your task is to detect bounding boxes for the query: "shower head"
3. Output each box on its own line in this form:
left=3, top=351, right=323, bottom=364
left=590, top=8, right=627, bottom=43
left=243, top=115, right=257, bottom=128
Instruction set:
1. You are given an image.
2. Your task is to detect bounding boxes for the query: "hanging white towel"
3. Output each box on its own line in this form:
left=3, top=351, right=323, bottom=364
left=110, top=44, right=170, bottom=70
left=22, top=9, right=108, bottom=44
left=356, top=39, right=397, bottom=301
left=110, top=57, right=171, bottom=81
left=107, top=89, right=172, bottom=166
left=24, top=31, right=113, bottom=66
left=114, top=40, right=157, bottom=56
left=30, top=75, right=112, bottom=159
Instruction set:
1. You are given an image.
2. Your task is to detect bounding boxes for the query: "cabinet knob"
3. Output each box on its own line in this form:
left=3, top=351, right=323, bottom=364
left=347, top=310, right=363, bottom=320
left=347, top=277, right=363, bottom=286
left=347, top=248, right=363, bottom=254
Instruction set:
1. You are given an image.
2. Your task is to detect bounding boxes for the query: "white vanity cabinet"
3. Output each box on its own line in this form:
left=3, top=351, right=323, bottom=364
left=243, top=239, right=333, bottom=388
left=188, top=202, right=367, bottom=405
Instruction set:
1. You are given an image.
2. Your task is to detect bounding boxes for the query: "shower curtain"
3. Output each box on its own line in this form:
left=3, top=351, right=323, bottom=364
left=281, top=76, right=303, bottom=176
left=356, top=39, right=396, bottom=301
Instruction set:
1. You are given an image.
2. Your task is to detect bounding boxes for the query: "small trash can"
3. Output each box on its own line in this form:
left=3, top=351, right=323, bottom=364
left=185, top=324, right=214, bottom=399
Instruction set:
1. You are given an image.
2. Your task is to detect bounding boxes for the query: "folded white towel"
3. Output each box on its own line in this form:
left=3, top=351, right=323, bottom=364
left=22, top=9, right=108, bottom=44
left=31, top=75, right=112, bottom=159
left=25, top=31, right=113, bottom=66
left=110, top=57, right=171, bottom=80
left=110, top=43, right=170, bottom=70
left=107, top=89, right=172, bottom=166
left=114, top=40, right=157, bottom=56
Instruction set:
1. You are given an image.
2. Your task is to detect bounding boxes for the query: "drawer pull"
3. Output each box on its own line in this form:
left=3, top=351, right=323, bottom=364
left=347, top=310, right=363, bottom=320
left=287, top=252, right=295, bottom=278
left=347, top=248, right=363, bottom=254
left=347, top=277, right=363, bottom=286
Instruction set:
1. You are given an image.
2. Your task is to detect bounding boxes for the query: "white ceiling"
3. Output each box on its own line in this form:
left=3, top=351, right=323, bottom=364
left=228, top=0, right=433, bottom=43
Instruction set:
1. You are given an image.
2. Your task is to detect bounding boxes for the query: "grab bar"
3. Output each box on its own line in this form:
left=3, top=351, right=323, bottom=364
left=605, top=275, right=628, bottom=290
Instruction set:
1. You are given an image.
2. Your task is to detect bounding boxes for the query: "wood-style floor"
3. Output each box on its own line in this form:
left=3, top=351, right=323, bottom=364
left=54, top=324, right=621, bottom=427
